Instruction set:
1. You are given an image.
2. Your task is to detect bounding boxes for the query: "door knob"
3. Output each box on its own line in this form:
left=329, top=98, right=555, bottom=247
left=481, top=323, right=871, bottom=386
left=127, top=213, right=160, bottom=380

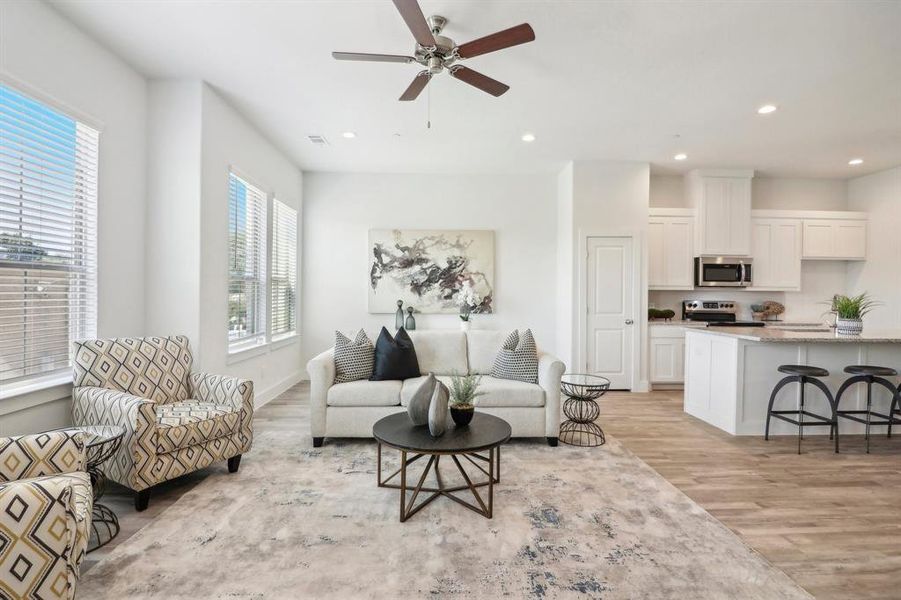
left=625, top=319, right=634, bottom=325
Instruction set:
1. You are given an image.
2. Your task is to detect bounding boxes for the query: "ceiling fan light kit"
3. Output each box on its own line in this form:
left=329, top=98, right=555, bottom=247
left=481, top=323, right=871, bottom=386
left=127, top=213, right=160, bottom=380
left=332, top=0, right=535, bottom=101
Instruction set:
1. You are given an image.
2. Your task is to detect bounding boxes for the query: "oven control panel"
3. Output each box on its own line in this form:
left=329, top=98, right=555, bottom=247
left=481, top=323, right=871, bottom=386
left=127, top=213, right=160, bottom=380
left=683, top=300, right=737, bottom=314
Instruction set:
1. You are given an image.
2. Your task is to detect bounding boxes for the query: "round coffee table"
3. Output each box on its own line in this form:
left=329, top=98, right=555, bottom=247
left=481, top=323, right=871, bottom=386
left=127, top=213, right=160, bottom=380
left=559, top=373, right=610, bottom=447
left=53, top=425, right=125, bottom=551
left=373, top=412, right=511, bottom=522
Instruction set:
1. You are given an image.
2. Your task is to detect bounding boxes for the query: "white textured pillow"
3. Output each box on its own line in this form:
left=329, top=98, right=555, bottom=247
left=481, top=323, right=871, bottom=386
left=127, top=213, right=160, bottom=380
left=491, top=329, right=539, bottom=384
left=334, top=329, right=374, bottom=383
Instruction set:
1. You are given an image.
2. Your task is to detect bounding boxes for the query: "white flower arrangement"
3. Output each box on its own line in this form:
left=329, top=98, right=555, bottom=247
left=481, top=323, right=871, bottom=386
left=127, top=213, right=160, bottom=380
left=458, top=280, right=482, bottom=321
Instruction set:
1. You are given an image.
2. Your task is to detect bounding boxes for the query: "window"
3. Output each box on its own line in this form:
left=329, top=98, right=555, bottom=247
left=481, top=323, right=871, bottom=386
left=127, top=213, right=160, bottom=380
left=270, top=199, right=297, bottom=340
left=227, top=172, right=267, bottom=351
left=0, top=83, right=98, bottom=386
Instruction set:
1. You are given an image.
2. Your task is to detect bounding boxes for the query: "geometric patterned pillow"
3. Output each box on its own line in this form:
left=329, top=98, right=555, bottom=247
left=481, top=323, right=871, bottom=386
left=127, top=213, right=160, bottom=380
left=333, top=329, right=374, bottom=384
left=491, top=329, right=539, bottom=384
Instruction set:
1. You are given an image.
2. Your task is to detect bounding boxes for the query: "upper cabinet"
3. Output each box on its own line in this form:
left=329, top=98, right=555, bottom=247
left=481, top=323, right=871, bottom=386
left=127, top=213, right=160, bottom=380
left=749, top=216, right=802, bottom=291
left=686, top=170, right=754, bottom=257
left=802, top=217, right=867, bottom=260
left=649, top=208, right=695, bottom=290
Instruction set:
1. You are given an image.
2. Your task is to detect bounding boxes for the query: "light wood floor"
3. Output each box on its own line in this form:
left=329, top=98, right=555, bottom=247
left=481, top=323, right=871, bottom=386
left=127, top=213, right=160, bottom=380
left=85, top=385, right=901, bottom=599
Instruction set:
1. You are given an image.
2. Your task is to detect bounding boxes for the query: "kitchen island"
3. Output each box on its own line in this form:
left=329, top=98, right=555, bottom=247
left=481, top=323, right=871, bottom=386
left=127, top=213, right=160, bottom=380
left=684, top=327, right=901, bottom=435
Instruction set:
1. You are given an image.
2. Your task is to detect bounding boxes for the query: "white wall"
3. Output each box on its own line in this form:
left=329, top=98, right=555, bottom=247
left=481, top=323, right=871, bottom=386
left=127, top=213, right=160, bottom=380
left=555, top=163, right=575, bottom=367
left=0, top=0, right=147, bottom=434
left=846, top=166, right=901, bottom=328
left=568, top=161, right=651, bottom=390
left=198, top=83, right=304, bottom=403
left=301, top=172, right=558, bottom=367
left=145, top=81, right=202, bottom=342
left=650, top=174, right=847, bottom=210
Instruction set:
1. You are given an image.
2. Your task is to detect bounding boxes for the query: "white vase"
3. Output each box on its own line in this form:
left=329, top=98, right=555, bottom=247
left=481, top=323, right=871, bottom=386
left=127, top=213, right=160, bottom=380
left=460, top=320, right=471, bottom=333
left=836, top=317, right=863, bottom=335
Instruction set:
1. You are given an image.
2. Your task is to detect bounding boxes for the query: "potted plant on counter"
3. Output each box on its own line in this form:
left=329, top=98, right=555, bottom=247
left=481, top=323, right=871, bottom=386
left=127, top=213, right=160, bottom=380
left=448, top=372, right=485, bottom=427
left=832, top=292, right=880, bottom=335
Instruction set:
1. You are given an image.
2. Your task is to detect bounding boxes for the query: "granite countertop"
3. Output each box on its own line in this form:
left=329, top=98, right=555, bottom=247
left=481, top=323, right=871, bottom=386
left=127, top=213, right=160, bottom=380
left=648, top=320, right=708, bottom=328
left=688, top=327, right=901, bottom=343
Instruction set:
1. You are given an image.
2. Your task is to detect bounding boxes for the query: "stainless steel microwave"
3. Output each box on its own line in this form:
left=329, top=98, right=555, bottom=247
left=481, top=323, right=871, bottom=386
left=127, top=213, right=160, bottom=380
left=694, top=256, right=753, bottom=287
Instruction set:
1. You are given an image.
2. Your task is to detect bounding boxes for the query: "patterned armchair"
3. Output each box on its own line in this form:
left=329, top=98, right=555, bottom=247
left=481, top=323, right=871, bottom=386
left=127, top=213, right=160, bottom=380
left=0, top=431, right=92, bottom=600
left=71, top=336, right=253, bottom=511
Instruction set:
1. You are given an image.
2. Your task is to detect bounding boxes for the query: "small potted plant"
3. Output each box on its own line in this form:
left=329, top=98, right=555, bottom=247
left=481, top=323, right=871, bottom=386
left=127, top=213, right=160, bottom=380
left=448, top=371, right=485, bottom=427
left=831, top=292, right=880, bottom=335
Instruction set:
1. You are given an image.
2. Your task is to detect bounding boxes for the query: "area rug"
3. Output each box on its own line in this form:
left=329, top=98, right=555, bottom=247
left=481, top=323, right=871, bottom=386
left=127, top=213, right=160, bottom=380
left=80, top=418, right=811, bottom=599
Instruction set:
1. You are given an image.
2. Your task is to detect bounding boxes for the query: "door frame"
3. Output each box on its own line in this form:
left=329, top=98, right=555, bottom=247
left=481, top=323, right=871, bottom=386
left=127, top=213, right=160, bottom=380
left=576, top=230, right=644, bottom=391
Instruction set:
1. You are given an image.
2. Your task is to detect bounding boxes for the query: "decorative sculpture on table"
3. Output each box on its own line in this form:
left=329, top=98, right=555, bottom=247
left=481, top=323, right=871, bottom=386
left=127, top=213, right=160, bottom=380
left=407, top=373, right=436, bottom=426
left=428, top=381, right=450, bottom=437
left=405, top=306, right=417, bottom=330
left=395, top=300, right=405, bottom=330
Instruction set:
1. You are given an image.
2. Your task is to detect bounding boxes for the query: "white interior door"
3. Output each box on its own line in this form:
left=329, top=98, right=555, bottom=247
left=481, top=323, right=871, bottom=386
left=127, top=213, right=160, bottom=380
left=585, top=237, right=634, bottom=389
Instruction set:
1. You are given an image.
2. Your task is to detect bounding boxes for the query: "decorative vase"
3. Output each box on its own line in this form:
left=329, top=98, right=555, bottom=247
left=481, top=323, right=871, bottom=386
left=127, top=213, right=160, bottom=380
left=395, top=300, right=404, bottom=330
left=405, top=307, right=416, bottom=331
left=428, top=381, right=449, bottom=437
left=460, top=320, right=471, bottom=333
left=836, top=317, right=863, bottom=335
left=407, top=373, right=436, bottom=426
left=450, top=404, right=474, bottom=427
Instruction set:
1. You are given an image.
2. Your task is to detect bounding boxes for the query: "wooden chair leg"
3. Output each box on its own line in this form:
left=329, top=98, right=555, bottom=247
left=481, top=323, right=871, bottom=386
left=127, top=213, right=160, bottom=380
left=313, top=437, right=324, bottom=448
left=546, top=437, right=558, bottom=447
left=134, top=489, right=151, bottom=512
left=228, top=454, right=242, bottom=473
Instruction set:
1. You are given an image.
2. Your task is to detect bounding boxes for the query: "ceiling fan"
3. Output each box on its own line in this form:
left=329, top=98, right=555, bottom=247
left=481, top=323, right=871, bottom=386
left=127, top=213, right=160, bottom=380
left=332, top=0, right=535, bottom=101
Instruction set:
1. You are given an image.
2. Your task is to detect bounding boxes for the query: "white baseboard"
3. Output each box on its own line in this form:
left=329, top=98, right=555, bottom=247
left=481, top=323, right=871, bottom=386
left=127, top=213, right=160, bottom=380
left=254, top=370, right=305, bottom=409
left=633, top=380, right=651, bottom=393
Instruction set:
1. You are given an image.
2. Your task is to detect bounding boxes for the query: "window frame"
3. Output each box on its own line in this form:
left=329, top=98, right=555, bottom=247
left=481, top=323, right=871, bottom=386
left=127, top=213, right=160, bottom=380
left=226, top=168, right=269, bottom=356
left=0, top=79, right=100, bottom=397
left=270, top=197, right=298, bottom=343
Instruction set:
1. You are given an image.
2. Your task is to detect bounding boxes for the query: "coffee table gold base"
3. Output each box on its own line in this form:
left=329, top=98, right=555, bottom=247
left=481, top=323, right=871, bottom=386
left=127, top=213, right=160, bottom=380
left=377, top=443, right=500, bottom=521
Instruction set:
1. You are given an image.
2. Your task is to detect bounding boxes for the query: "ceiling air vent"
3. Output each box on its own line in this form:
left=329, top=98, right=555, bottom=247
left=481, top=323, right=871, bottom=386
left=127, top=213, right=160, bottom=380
left=308, top=135, right=329, bottom=146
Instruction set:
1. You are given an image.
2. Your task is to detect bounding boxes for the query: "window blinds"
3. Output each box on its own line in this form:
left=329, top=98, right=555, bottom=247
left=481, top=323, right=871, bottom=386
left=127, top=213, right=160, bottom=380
left=271, top=199, right=297, bottom=339
left=228, top=172, right=267, bottom=349
left=0, top=83, right=98, bottom=384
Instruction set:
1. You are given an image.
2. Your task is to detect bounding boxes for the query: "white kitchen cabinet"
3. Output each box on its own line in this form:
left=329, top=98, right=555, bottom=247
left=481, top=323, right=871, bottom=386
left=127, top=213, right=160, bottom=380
left=649, top=210, right=694, bottom=290
left=749, top=218, right=802, bottom=291
left=649, top=326, right=689, bottom=385
left=687, top=169, right=754, bottom=257
left=802, top=219, right=867, bottom=260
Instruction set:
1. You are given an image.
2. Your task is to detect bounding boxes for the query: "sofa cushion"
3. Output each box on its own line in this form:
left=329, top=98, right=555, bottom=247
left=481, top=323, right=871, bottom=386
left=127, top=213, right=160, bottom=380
left=334, top=329, right=374, bottom=383
left=155, top=400, right=240, bottom=454
left=328, top=380, right=402, bottom=407
left=370, top=327, right=420, bottom=381
left=473, top=376, right=545, bottom=408
left=408, top=330, right=468, bottom=375
left=466, top=330, right=509, bottom=375
left=400, top=375, right=453, bottom=407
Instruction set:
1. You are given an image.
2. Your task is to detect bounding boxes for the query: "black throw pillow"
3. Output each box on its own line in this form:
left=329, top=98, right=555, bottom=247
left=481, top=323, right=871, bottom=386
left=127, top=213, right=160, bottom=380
left=370, top=327, right=421, bottom=381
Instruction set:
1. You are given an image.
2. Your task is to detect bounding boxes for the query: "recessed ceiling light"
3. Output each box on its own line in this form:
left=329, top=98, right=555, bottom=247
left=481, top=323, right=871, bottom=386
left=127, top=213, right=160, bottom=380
left=342, top=131, right=356, bottom=139
left=674, top=153, right=688, bottom=161
left=848, top=158, right=863, bottom=166
left=521, top=132, right=536, bottom=142
left=757, top=104, right=777, bottom=114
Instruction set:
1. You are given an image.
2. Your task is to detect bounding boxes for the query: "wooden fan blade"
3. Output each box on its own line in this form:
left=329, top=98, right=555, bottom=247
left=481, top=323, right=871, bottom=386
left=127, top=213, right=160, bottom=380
left=456, top=23, right=535, bottom=59
left=332, top=52, right=415, bottom=63
left=392, top=0, right=435, bottom=48
left=449, top=66, right=509, bottom=97
left=399, top=71, right=431, bottom=101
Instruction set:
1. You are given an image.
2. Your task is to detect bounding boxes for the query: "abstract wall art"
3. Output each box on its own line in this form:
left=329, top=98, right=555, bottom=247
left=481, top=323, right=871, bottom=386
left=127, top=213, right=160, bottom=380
left=368, top=229, right=494, bottom=314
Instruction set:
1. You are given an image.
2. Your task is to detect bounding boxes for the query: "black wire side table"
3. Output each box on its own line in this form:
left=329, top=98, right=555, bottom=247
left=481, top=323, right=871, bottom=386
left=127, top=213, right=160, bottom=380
left=559, top=374, right=611, bottom=447
left=54, top=425, right=125, bottom=552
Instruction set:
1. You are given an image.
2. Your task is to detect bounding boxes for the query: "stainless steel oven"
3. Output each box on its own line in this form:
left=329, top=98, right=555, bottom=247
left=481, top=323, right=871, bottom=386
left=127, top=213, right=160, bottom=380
left=694, top=256, right=752, bottom=288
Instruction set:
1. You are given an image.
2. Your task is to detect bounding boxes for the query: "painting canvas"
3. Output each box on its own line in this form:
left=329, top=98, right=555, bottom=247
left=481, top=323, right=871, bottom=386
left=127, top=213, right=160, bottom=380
left=368, top=229, right=495, bottom=314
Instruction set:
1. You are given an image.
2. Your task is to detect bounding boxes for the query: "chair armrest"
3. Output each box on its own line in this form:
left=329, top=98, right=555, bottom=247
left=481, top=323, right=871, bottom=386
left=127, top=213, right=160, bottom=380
left=306, top=348, right=335, bottom=437
left=0, top=476, right=79, bottom=598
left=537, top=351, right=566, bottom=437
left=0, top=431, right=86, bottom=480
left=72, top=387, right=157, bottom=491
left=189, top=372, right=254, bottom=452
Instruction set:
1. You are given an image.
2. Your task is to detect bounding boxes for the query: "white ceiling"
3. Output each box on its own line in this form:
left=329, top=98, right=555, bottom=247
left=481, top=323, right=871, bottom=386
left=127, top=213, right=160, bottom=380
left=50, top=0, right=901, bottom=178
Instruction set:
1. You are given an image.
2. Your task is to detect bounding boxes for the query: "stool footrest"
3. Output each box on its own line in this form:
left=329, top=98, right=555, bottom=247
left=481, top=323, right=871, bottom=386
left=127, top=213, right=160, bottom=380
left=770, top=410, right=834, bottom=427
left=836, top=410, right=901, bottom=427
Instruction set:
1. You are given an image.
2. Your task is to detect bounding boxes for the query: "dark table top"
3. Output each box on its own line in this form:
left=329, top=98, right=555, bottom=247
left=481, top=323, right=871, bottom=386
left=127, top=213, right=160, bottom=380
left=373, top=412, right=511, bottom=453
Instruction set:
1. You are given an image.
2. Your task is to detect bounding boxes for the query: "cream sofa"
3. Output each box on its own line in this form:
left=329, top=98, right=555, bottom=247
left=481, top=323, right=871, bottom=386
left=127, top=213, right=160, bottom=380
left=306, top=330, right=566, bottom=446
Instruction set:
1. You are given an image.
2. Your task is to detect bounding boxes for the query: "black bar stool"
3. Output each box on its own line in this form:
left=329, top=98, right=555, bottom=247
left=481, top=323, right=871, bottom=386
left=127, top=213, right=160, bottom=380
left=834, top=365, right=900, bottom=453
left=765, top=365, right=836, bottom=454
